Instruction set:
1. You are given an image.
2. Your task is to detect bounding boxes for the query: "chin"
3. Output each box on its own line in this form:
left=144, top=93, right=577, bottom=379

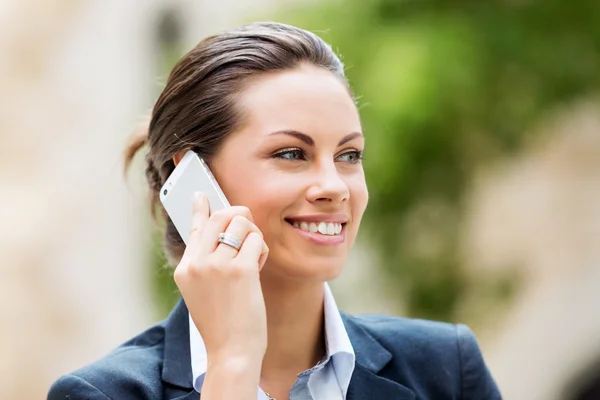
left=265, top=253, right=346, bottom=282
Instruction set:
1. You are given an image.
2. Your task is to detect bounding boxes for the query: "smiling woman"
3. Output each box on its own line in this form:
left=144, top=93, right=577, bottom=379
left=201, top=64, right=368, bottom=284
left=48, top=22, right=501, bottom=400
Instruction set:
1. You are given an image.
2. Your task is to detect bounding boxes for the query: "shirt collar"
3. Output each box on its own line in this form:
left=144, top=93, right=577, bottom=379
left=189, top=282, right=355, bottom=394
left=322, top=282, right=354, bottom=359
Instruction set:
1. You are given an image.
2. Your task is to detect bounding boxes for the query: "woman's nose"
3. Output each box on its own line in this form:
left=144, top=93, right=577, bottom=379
left=305, top=163, right=350, bottom=204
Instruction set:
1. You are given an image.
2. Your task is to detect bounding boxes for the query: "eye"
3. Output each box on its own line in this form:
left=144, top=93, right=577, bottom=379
left=273, top=148, right=307, bottom=161
left=337, top=150, right=364, bottom=164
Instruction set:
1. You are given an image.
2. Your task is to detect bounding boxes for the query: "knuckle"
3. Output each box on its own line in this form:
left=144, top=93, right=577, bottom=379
left=202, top=256, right=220, bottom=272
left=230, top=214, right=248, bottom=227
left=234, top=205, right=251, bottom=214
left=250, top=230, right=264, bottom=241
left=210, top=206, right=253, bottom=224
left=228, top=261, right=253, bottom=278
left=246, top=231, right=259, bottom=241
left=209, top=209, right=229, bottom=222
left=173, top=266, right=186, bottom=284
left=247, top=223, right=263, bottom=238
left=188, top=227, right=202, bottom=240
left=187, top=256, right=217, bottom=276
left=227, top=259, right=245, bottom=271
left=186, top=262, right=203, bottom=278
left=232, top=206, right=253, bottom=220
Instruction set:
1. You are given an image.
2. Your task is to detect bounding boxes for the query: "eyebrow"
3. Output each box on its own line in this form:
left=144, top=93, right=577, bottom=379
left=268, top=130, right=363, bottom=147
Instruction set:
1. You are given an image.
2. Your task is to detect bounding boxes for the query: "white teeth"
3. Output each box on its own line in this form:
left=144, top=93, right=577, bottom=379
left=326, top=223, right=335, bottom=235
left=292, top=220, right=344, bottom=236
left=317, top=222, right=327, bottom=234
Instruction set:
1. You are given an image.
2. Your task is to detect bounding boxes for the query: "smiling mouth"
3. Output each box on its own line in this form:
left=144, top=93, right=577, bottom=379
left=285, top=219, right=346, bottom=236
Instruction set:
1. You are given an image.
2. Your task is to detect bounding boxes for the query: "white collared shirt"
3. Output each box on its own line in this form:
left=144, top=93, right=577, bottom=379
left=189, top=283, right=355, bottom=399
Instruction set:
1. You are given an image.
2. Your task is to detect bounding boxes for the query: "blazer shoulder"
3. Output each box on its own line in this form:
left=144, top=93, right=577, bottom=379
left=48, top=322, right=166, bottom=400
left=346, top=314, right=502, bottom=399
left=348, top=313, right=459, bottom=348
left=347, top=313, right=465, bottom=379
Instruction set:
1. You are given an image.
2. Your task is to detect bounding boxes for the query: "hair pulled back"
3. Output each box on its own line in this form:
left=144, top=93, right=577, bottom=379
left=124, top=22, right=347, bottom=264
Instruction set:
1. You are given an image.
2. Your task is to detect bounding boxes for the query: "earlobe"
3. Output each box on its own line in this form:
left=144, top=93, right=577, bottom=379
left=172, top=149, right=190, bottom=166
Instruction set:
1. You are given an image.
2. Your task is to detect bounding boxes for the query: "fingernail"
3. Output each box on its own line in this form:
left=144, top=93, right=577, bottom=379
left=193, top=192, right=202, bottom=202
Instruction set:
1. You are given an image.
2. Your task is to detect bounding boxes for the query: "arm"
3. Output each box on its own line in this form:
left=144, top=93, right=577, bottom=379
left=200, top=356, right=262, bottom=400
left=456, top=324, right=503, bottom=400
left=48, top=374, right=109, bottom=400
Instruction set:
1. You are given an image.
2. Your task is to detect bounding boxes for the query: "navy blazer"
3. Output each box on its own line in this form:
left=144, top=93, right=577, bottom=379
left=48, top=299, right=501, bottom=399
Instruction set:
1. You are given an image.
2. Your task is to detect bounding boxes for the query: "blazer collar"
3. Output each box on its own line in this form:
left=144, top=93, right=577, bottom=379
left=341, top=312, right=416, bottom=400
left=162, top=300, right=415, bottom=400
left=163, top=299, right=194, bottom=389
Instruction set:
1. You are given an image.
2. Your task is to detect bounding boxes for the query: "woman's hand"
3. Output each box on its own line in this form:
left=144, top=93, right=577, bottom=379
left=174, top=192, right=269, bottom=366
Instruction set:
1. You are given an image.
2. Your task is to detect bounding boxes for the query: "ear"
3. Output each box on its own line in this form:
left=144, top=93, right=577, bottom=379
left=173, top=149, right=190, bottom=166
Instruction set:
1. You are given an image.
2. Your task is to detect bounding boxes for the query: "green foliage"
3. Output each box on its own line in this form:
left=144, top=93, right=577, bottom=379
left=149, top=0, right=600, bottom=322
left=261, top=0, right=600, bottom=321
left=149, top=227, right=180, bottom=318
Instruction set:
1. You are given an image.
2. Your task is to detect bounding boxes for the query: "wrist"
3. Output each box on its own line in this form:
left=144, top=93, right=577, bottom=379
left=202, top=354, right=263, bottom=400
left=207, top=352, right=264, bottom=372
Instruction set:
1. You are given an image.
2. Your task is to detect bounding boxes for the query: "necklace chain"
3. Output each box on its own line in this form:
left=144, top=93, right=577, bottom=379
left=264, top=391, right=276, bottom=400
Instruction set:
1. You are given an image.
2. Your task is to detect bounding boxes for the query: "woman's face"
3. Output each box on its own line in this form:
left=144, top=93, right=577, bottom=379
left=211, top=64, right=368, bottom=282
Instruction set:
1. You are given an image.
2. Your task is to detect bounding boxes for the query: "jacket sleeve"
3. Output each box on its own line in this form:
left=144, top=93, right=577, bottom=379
left=48, top=374, right=110, bottom=400
left=456, top=324, right=503, bottom=400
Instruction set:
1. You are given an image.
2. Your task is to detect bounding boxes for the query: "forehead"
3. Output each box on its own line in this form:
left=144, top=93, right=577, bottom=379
left=236, top=64, right=361, bottom=138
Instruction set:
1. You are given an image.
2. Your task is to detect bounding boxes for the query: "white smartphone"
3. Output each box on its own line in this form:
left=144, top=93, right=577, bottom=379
left=159, top=150, right=230, bottom=245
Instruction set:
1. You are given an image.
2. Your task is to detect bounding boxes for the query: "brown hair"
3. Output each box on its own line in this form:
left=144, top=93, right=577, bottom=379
left=124, top=22, right=348, bottom=264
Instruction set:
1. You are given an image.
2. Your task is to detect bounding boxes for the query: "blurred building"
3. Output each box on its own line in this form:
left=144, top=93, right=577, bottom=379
left=462, top=102, right=600, bottom=400
left=0, top=0, right=283, bottom=398
left=2, top=1, right=599, bottom=399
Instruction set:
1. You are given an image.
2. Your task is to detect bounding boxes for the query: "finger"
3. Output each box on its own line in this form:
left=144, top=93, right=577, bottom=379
left=235, top=232, right=264, bottom=269
left=189, top=192, right=210, bottom=240
left=180, top=192, right=210, bottom=264
left=213, top=215, right=255, bottom=259
left=197, top=206, right=254, bottom=254
left=257, top=242, right=269, bottom=271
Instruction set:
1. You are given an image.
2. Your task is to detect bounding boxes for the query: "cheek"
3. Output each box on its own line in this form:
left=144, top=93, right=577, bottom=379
left=218, top=166, right=298, bottom=227
left=349, top=175, right=368, bottom=217
left=253, top=177, right=302, bottom=213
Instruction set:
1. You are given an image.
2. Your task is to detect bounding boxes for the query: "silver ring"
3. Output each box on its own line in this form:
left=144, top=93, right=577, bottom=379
left=217, top=232, right=242, bottom=251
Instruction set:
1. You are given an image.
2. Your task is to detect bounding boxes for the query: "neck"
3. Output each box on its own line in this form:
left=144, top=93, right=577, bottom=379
left=260, top=273, right=326, bottom=375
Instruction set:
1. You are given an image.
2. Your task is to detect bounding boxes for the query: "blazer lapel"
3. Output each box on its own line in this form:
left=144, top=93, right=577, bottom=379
left=347, top=364, right=415, bottom=400
left=171, top=391, right=200, bottom=400
left=162, top=299, right=199, bottom=399
left=342, top=313, right=416, bottom=400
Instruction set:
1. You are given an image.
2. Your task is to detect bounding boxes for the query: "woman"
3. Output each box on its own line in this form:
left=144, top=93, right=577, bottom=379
left=48, top=22, right=501, bottom=400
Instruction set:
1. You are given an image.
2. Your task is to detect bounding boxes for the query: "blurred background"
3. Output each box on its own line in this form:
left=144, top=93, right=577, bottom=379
left=2, top=0, right=599, bottom=399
